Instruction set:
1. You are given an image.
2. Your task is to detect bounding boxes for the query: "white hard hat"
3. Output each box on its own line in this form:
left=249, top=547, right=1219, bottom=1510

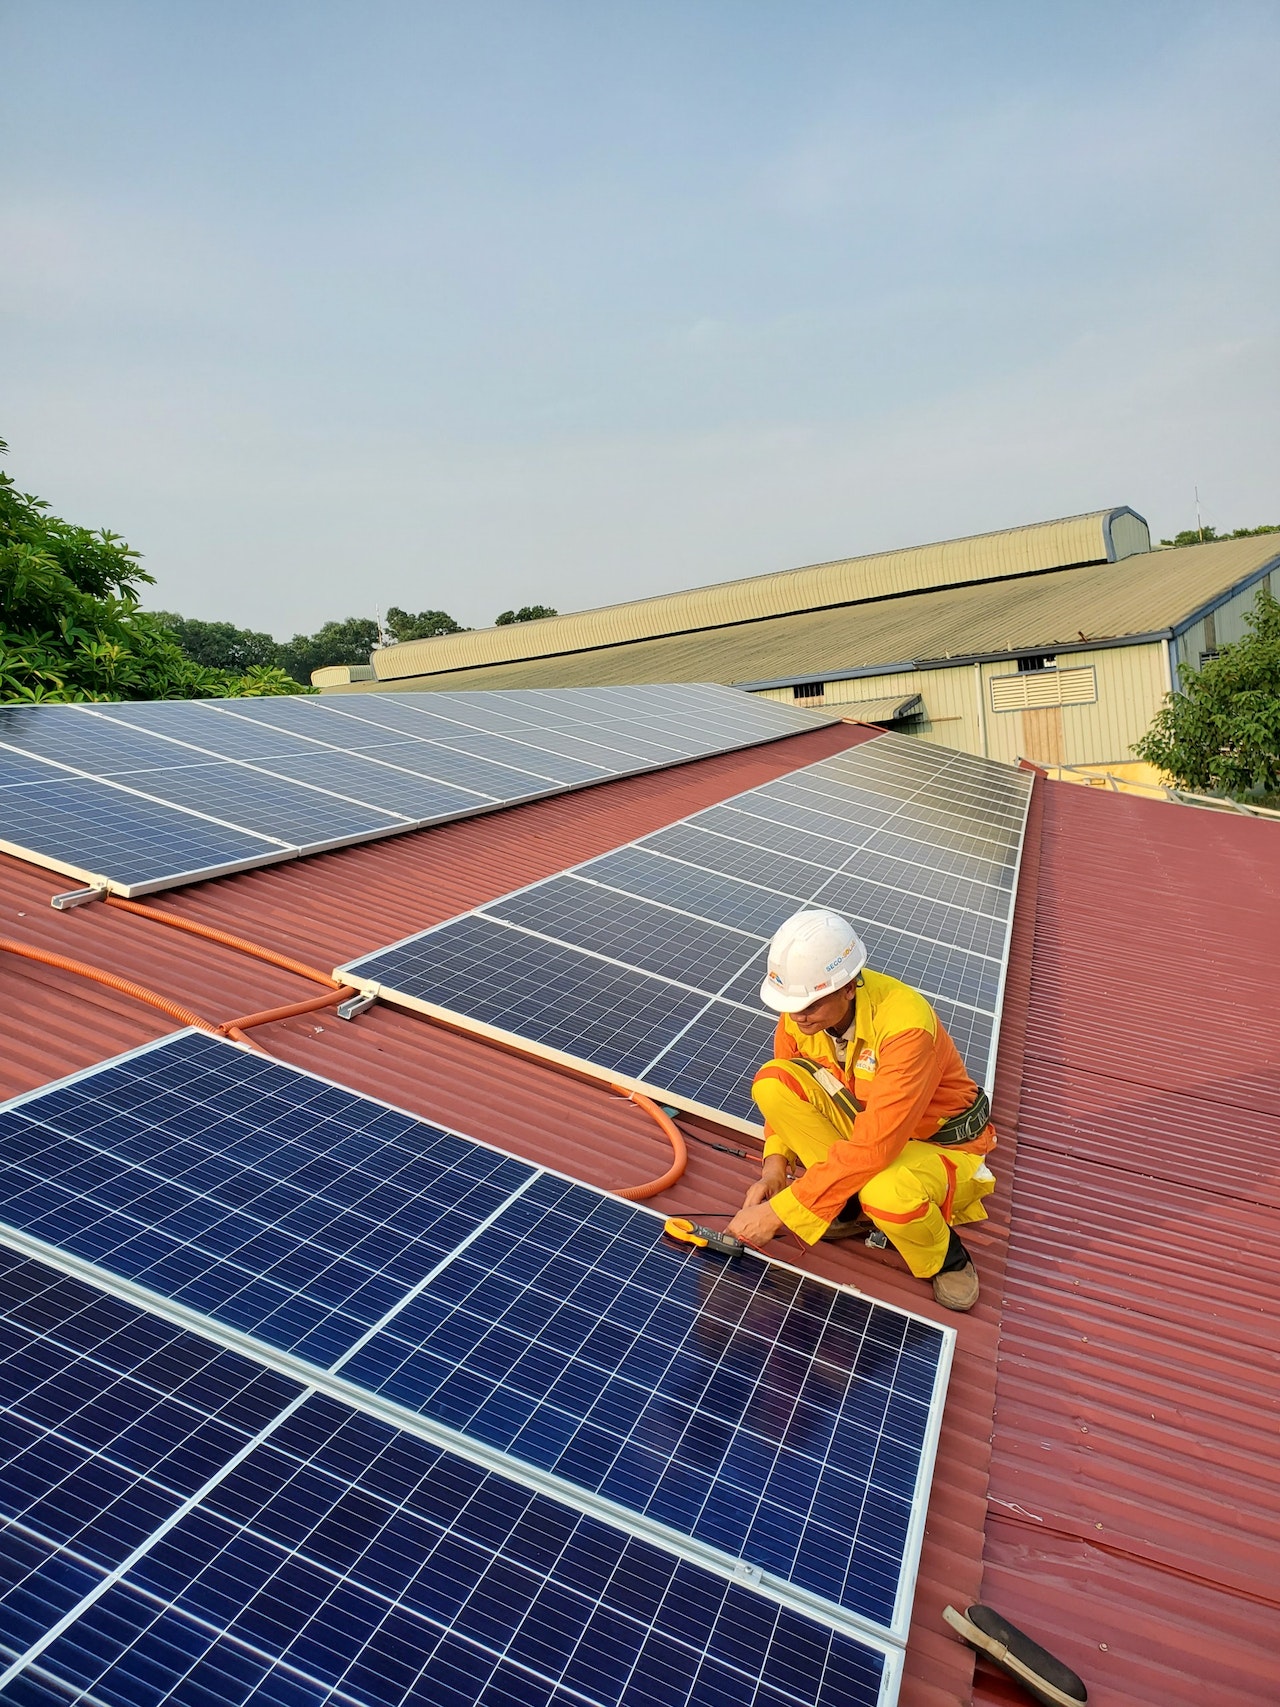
left=760, top=909, right=867, bottom=1014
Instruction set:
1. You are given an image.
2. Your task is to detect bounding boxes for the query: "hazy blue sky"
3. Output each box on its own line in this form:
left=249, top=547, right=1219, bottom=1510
left=3, top=1, right=1277, bottom=636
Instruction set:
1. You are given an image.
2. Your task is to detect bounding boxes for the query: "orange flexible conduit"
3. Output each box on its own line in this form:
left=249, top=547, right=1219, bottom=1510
left=13, top=898, right=689, bottom=1199
left=103, top=895, right=343, bottom=988
left=0, top=937, right=221, bottom=1036
left=611, top=1087, right=688, bottom=1200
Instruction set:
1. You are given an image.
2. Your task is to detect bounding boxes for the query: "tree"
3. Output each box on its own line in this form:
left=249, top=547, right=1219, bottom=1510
left=384, top=606, right=466, bottom=643
left=276, top=618, right=382, bottom=684
left=0, top=437, right=303, bottom=701
left=1135, top=585, right=1280, bottom=797
left=1159, top=524, right=1279, bottom=548
left=152, top=613, right=280, bottom=673
left=495, top=604, right=558, bottom=626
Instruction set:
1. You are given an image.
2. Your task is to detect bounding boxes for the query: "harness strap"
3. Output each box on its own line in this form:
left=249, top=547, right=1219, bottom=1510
left=781, top=1055, right=865, bottom=1124
left=772, top=1055, right=989, bottom=1146
left=930, top=1089, right=991, bottom=1145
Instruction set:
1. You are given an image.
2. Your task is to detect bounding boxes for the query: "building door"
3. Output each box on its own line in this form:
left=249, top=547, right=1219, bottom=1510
left=1020, top=706, right=1066, bottom=765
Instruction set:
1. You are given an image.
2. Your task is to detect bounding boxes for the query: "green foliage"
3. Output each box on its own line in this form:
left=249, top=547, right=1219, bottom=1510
left=1135, top=585, right=1280, bottom=796
left=1159, top=524, right=1280, bottom=548
left=495, top=604, right=558, bottom=626
left=384, top=606, right=466, bottom=643
left=152, top=612, right=280, bottom=673
left=276, top=617, right=382, bottom=683
left=0, top=437, right=304, bottom=701
left=155, top=612, right=385, bottom=685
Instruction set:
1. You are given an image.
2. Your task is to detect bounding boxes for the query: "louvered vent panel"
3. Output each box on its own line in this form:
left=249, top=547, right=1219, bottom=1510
left=990, top=665, right=1097, bottom=711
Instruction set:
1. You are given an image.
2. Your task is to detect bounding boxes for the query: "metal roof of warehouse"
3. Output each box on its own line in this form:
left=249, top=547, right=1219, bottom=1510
left=335, top=535, right=1280, bottom=694
left=1, top=720, right=1277, bottom=1704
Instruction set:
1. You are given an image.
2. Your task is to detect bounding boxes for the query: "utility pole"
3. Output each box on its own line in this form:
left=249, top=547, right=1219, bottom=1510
left=1195, top=485, right=1204, bottom=544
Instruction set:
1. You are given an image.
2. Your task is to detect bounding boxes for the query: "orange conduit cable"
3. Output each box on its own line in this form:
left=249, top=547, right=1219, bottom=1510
left=34, top=893, right=690, bottom=1200
left=0, top=936, right=221, bottom=1036
left=611, top=1085, right=688, bottom=1200
left=219, top=986, right=358, bottom=1044
left=103, top=896, right=341, bottom=988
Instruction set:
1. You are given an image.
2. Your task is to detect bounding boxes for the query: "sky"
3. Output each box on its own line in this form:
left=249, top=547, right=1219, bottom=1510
left=2, top=0, right=1278, bottom=639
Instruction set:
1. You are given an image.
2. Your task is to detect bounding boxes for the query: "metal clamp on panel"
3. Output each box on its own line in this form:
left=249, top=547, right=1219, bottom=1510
left=50, top=884, right=109, bottom=912
left=337, top=988, right=379, bottom=1021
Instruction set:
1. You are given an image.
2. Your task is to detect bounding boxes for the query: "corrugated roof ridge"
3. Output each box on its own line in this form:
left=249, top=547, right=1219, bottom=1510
left=343, top=534, right=1278, bottom=696
left=370, top=510, right=1138, bottom=682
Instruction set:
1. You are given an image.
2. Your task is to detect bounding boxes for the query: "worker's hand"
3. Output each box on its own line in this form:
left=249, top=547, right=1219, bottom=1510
left=726, top=1200, right=785, bottom=1246
left=741, top=1155, right=789, bottom=1209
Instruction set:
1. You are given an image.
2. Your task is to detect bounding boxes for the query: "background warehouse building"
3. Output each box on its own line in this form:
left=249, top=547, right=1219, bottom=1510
left=319, top=510, right=1280, bottom=771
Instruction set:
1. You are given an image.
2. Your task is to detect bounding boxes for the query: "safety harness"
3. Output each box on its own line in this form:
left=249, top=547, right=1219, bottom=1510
left=782, top=1055, right=990, bottom=1145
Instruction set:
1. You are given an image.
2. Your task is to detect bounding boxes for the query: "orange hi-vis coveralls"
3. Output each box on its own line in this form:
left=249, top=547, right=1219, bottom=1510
left=752, top=968, right=997, bottom=1277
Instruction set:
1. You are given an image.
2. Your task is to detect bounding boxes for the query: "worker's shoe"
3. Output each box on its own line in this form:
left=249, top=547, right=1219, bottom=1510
left=821, top=1200, right=870, bottom=1241
left=932, top=1260, right=980, bottom=1311
left=931, top=1229, right=979, bottom=1311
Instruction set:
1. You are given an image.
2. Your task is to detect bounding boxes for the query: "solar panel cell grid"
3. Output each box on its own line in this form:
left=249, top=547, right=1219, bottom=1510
left=356, top=913, right=711, bottom=1081
left=0, top=685, right=829, bottom=896
left=644, top=822, right=839, bottom=895
left=812, top=873, right=1009, bottom=958
left=650, top=1002, right=777, bottom=1119
left=12, top=1393, right=889, bottom=1707
left=587, top=848, right=802, bottom=938
left=0, top=1034, right=947, bottom=1701
left=0, top=1035, right=534, bottom=1366
left=101, top=763, right=408, bottom=845
left=244, top=752, right=495, bottom=817
left=342, top=1172, right=946, bottom=1629
left=339, top=732, right=1031, bottom=1124
left=485, top=877, right=762, bottom=995
left=0, top=779, right=280, bottom=887
left=694, top=805, right=851, bottom=871
left=0, top=1252, right=300, bottom=1654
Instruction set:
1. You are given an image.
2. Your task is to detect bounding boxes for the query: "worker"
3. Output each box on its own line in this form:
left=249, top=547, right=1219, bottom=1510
left=725, top=908, right=997, bottom=1311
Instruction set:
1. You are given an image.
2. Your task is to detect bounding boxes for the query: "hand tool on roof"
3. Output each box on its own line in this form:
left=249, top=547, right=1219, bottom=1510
left=943, top=1605, right=1088, bottom=1706
left=663, top=1218, right=745, bottom=1258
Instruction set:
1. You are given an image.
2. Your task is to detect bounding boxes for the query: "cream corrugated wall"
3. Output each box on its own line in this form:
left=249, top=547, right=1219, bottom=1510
left=757, top=641, right=1171, bottom=767
left=373, top=509, right=1144, bottom=681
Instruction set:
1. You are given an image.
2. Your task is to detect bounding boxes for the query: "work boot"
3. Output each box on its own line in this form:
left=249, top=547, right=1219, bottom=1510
left=932, top=1261, right=979, bottom=1311
left=931, top=1229, right=979, bottom=1311
left=821, top=1199, right=870, bottom=1241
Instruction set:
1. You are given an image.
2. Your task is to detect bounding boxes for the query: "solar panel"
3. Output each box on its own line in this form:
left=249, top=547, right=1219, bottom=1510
left=0, top=684, right=833, bottom=898
left=340, top=732, right=1033, bottom=1128
left=0, top=1265, right=896, bottom=1706
left=0, top=1031, right=951, bottom=1697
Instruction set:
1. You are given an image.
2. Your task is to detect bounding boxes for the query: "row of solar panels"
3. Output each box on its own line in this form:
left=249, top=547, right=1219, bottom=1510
left=0, top=1032, right=952, bottom=1705
left=341, top=732, right=1033, bottom=1128
left=0, top=685, right=831, bottom=895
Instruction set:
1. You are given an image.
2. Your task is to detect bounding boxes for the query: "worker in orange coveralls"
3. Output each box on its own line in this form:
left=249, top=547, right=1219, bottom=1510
left=726, top=908, right=996, bottom=1311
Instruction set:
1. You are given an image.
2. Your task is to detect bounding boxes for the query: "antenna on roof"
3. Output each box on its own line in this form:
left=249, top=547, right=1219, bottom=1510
left=1195, top=486, right=1204, bottom=544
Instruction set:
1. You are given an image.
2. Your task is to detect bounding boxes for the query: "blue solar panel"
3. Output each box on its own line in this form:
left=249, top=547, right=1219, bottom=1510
left=0, top=686, right=832, bottom=897
left=488, top=877, right=764, bottom=993
left=359, top=913, right=713, bottom=1082
left=0, top=1033, right=534, bottom=1366
left=0, top=1250, right=300, bottom=1659
left=2, top=1385, right=893, bottom=1707
left=341, top=733, right=1032, bottom=1123
left=0, top=1031, right=955, bottom=1700
left=341, top=1172, right=946, bottom=1633
left=0, top=777, right=282, bottom=888
left=100, top=762, right=406, bottom=847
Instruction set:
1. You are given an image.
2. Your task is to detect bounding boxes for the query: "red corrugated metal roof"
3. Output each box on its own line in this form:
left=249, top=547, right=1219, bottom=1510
left=973, top=782, right=1280, bottom=1707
